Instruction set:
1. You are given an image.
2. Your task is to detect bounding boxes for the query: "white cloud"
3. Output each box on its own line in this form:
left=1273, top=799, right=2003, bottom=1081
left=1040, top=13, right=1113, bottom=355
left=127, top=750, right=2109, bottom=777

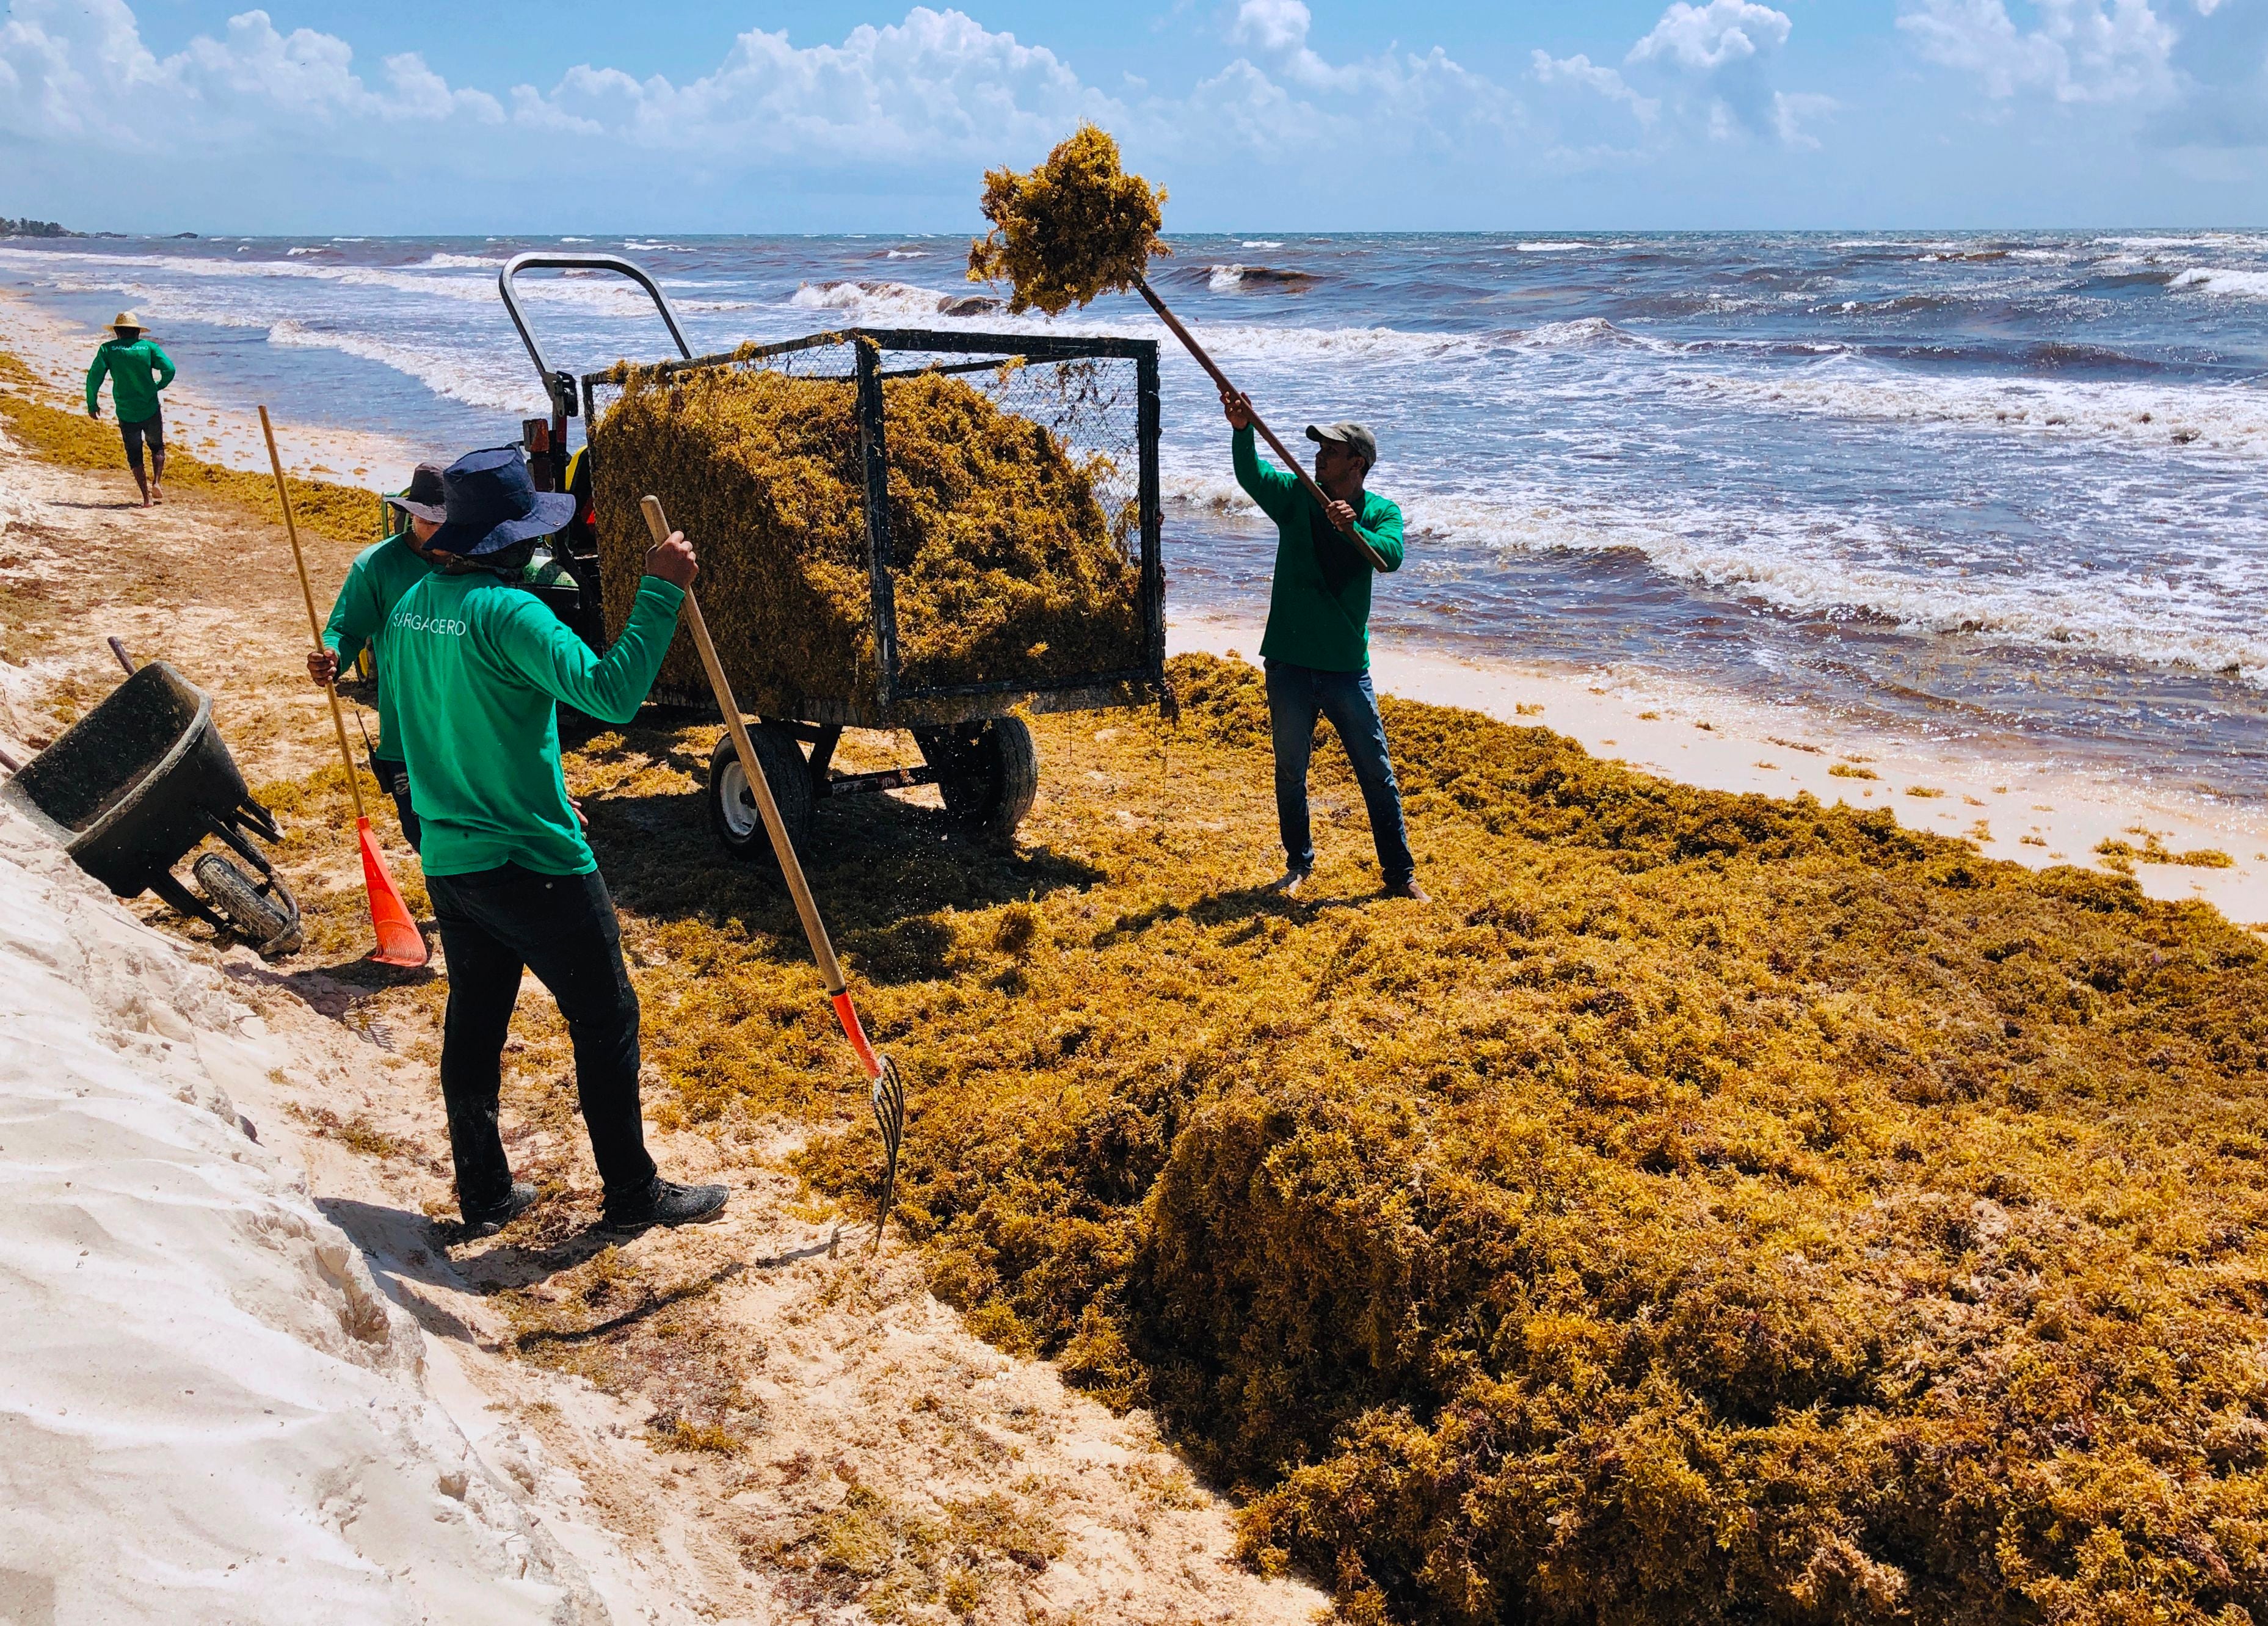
left=1532, top=49, right=1663, bottom=125
left=510, top=9, right=1119, bottom=159
left=1771, top=89, right=1838, bottom=147
left=1231, top=0, right=1314, bottom=55
left=0, top=0, right=1862, bottom=227
left=2154, top=0, right=2268, bottom=144
left=0, top=0, right=501, bottom=151
left=1619, top=0, right=1820, bottom=143
left=1897, top=0, right=2179, bottom=102
left=0, top=0, right=1116, bottom=166
left=1201, top=1, right=1521, bottom=149
left=1629, top=1, right=1793, bottom=71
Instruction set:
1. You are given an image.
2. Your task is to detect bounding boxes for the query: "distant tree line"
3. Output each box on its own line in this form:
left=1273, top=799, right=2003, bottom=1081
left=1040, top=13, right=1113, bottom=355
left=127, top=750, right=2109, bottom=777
left=1, top=218, right=79, bottom=238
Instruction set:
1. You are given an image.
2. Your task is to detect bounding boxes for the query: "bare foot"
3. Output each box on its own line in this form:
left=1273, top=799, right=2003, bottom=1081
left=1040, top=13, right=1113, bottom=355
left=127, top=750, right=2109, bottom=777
left=151, top=484, right=164, bottom=504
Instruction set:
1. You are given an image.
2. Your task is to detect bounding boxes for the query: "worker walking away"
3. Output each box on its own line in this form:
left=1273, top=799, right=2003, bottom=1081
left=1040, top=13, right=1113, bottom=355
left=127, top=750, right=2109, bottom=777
left=84, top=312, right=176, bottom=507
left=1221, top=388, right=1427, bottom=903
left=305, top=463, right=445, bottom=849
left=383, top=446, right=727, bottom=1236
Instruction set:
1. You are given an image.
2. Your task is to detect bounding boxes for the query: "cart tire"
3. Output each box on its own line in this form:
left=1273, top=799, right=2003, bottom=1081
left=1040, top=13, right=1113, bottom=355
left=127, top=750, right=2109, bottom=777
left=708, top=727, right=814, bottom=876
left=192, top=853, right=302, bottom=958
left=918, top=717, right=1039, bottom=836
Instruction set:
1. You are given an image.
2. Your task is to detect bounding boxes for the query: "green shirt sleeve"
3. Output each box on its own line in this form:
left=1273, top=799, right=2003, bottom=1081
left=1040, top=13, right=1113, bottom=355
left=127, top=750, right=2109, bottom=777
left=1231, top=424, right=1299, bottom=523
left=322, top=553, right=380, bottom=668
left=149, top=343, right=176, bottom=394
left=1354, top=498, right=1404, bottom=574
left=84, top=347, right=111, bottom=415
left=488, top=576, right=685, bottom=725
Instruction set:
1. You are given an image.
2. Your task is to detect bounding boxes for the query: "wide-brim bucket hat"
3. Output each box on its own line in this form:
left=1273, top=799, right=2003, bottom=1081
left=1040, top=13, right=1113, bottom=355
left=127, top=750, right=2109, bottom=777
left=426, top=446, right=575, bottom=557
left=382, top=462, right=449, bottom=525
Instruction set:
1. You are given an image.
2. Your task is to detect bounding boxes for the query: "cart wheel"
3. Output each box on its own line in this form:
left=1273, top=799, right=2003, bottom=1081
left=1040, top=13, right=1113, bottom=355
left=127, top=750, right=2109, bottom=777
left=192, top=853, right=303, bottom=959
left=708, top=727, right=814, bottom=875
left=917, top=717, right=1039, bottom=836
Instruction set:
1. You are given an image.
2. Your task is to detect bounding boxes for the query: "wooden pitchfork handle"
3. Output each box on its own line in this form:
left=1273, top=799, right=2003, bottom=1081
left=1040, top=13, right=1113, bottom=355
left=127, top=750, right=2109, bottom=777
left=1132, top=277, right=1393, bottom=573
left=260, top=405, right=369, bottom=824
left=638, top=496, right=885, bottom=1077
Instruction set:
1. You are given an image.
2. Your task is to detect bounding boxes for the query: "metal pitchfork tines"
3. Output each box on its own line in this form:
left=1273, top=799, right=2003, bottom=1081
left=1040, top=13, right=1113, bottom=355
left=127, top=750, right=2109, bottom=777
left=642, top=495, right=910, bottom=1250
left=870, top=1054, right=907, bottom=1249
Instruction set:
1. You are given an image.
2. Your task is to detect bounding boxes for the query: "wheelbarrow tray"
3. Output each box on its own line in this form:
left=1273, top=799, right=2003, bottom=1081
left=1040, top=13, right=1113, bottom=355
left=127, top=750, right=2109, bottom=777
left=1, top=661, right=291, bottom=901
left=2, top=664, right=249, bottom=895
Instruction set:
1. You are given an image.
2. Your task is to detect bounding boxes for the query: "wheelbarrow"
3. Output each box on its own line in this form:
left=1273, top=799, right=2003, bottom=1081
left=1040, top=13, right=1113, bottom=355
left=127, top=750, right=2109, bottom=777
left=1, top=661, right=303, bottom=957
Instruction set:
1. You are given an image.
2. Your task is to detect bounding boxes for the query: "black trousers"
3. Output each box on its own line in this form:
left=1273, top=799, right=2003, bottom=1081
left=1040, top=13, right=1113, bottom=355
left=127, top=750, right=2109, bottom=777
left=120, top=410, right=164, bottom=475
left=425, top=863, right=655, bottom=1214
left=369, top=754, right=422, bottom=851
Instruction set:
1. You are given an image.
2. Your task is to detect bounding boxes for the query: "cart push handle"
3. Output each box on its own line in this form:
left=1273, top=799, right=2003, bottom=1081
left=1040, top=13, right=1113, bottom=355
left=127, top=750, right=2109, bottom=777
left=500, top=254, right=694, bottom=421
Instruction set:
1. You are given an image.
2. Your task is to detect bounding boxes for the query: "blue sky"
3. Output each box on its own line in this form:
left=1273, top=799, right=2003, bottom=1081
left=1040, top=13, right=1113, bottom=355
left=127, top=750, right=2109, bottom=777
left=4, top=1, right=2264, bottom=231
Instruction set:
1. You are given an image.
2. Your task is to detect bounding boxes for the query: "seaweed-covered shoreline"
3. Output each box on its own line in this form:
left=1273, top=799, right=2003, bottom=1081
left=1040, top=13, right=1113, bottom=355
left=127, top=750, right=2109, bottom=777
left=9, top=309, right=2268, bottom=1621
left=772, top=656, right=2268, bottom=1625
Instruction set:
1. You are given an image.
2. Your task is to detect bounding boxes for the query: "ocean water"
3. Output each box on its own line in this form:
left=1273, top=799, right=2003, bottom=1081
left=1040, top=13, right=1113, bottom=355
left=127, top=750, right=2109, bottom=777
left=6, top=230, right=2263, bottom=799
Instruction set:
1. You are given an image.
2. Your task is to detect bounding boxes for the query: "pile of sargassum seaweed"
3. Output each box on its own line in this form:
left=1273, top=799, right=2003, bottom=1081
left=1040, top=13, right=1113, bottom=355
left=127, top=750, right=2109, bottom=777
left=592, top=358, right=1141, bottom=713
left=755, top=656, right=2268, bottom=1626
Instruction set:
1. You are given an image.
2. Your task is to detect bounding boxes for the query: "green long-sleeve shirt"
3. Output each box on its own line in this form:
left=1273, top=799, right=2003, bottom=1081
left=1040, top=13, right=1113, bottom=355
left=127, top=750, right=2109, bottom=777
left=379, top=570, right=685, bottom=877
left=1232, top=424, right=1404, bottom=673
left=322, top=532, right=435, bottom=766
left=85, top=338, right=176, bottom=423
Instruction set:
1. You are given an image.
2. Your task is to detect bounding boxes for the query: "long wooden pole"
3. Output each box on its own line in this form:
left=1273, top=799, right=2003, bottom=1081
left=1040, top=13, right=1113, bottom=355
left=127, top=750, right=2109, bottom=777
left=1133, top=277, right=1392, bottom=572
left=260, top=406, right=368, bottom=821
left=638, top=497, right=881, bottom=1060
left=641, top=495, right=904, bottom=1245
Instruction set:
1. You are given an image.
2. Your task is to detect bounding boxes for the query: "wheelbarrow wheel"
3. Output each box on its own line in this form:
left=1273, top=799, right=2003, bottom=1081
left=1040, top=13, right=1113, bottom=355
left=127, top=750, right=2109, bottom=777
left=192, top=852, right=303, bottom=958
left=707, top=726, right=814, bottom=879
left=917, top=717, right=1039, bottom=837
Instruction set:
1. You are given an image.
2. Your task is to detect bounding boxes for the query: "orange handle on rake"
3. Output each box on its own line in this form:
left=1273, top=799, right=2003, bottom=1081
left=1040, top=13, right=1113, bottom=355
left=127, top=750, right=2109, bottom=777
left=640, top=495, right=906, bottom=1244
left=260, top=406, right=427, bottom=969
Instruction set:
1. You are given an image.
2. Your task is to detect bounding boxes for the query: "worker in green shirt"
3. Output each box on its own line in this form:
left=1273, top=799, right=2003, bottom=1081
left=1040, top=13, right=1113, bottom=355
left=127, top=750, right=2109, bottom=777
left=84, top=311, right=177, bottom=507
left=305, top=463, right=444, bottom=849
left=1223, top=388, right=1425, bottom=903
left=381, top=446, right=727, bottom=1236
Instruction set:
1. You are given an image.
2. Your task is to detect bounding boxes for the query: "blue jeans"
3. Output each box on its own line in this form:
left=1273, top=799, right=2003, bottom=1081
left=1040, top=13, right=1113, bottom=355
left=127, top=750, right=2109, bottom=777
left=1265, top=659, right=1415, bottom=887
left=425, top=863, right=655, bottom=1216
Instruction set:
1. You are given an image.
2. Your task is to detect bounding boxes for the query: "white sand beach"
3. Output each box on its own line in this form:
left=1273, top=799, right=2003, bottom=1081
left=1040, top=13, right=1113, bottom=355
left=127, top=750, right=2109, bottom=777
left=1174, top=614, right=2268, bottom=927
left=0, top=288, right=424, bottom=488
left=0, top=797, right=609, bottom=1623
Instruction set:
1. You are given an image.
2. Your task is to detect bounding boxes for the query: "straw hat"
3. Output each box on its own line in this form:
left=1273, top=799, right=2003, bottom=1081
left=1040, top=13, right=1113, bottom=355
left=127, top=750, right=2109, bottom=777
left=109, top=311, right=144, bottom=336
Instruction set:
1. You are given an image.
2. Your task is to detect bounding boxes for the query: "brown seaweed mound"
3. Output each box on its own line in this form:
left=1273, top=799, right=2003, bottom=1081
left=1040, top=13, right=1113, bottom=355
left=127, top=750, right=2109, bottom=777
left=766, top=654, right=2268, bottom=1626
left=592, top=361, right=1141, bottom=713
left=968, top=125, right=1168, bottom=316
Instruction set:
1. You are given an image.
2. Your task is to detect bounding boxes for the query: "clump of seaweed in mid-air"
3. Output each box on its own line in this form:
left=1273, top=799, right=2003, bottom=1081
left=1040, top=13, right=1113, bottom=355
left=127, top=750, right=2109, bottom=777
left=967, top=124, right=1168, bottom=316
left=967, top=126, right=1383, bottom=566
left=589, top=360, right=1141, bottom=713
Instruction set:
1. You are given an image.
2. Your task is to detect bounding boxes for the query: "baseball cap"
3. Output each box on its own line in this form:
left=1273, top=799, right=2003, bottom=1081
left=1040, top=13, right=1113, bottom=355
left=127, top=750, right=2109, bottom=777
left=1305, top=421, right=1377, bottom=465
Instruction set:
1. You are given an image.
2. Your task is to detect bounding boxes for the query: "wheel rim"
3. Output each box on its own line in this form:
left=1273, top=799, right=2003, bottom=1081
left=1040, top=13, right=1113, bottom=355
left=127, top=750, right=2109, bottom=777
left=716, top=758, right=760, bottom=839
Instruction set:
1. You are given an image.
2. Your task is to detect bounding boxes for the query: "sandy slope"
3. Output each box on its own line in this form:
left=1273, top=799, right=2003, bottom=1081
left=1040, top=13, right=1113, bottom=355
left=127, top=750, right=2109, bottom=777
left=0, top=333, right=1330, bottom=1625
left=0, top=798, right=606, bottom=1624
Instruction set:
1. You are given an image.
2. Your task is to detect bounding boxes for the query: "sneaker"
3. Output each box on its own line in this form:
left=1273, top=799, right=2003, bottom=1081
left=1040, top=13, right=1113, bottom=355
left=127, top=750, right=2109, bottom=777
left=462, top=1181, right=538, bottom=1236
left=1270, top=868, right=1312, bottom=898
left=1381, top=878, right=1431, bottom=902
left=602, top=1176, right=730, bottom=1234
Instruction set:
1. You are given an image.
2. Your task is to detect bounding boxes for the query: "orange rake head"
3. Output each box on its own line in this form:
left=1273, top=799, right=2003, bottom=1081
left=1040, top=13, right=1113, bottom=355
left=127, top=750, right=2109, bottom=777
left=355, top=816, right=429, bottom=968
